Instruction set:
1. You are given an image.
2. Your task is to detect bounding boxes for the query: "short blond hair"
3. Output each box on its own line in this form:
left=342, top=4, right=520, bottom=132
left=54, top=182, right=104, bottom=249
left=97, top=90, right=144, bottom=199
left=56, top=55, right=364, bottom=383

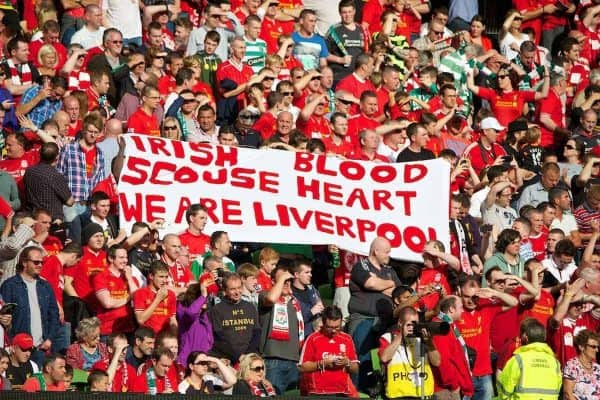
left=238, top=262, right=259, bottom=278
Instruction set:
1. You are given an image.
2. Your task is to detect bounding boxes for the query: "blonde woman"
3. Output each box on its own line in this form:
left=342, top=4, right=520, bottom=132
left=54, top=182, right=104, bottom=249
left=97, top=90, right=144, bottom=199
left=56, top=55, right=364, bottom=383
left=232, top=353, right=276, bottom=397
left=161, top=116, right=182, bottom=140
left=37, top=44, right=59, bottom=76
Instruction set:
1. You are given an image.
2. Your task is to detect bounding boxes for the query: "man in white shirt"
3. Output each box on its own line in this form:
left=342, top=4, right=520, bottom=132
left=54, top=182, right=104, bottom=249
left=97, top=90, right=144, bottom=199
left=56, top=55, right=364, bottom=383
left=549, top=186, right=581, bottom=247
left=469, top=165, right=509, bottom=221
left=70, top=5, right=105, bottom=50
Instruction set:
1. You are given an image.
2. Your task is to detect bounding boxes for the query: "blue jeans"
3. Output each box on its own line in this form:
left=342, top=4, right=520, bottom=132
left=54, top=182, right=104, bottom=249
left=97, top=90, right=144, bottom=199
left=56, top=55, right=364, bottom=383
left=52, top=322, right=71, bottom=354
left=63, top=203, right=88, bottom=224
left=265, top=358, right=298, bottom=395
left=472, top=374, right=493, bottom=400
left=347, top=315, right=376, bottom=392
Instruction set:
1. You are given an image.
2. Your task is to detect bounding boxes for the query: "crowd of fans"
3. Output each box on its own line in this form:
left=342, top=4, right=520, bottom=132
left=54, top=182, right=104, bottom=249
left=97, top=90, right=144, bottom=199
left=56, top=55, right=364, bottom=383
left=1, top=0, right=600, bottom=398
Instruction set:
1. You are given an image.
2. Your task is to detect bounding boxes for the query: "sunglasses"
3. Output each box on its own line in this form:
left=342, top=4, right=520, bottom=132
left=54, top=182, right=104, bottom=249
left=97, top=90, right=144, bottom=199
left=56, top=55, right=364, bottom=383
left=497, top=74, right=509, bottom=80
left=111, top=40, right=123, bottom=44
left=27, top=259, right=43, bottom=265
left=281, top=91, right=294, bottom=96
left=263, top=77, right=275, bottom=81
left=194, top=361, right=209, bottom=366
left=250, top=366, right=265, bottom=372
left=311, top=76, right=321, bottom=81
left=337, top=98, right=353, bottom=105
left=586, top=344, right=600, bottom=349
left=433, top=31, right=444, bottom=36
left=565, top=144, right=576, bottom=150
left=164, top=125, right=178, bottom=131
left=183, top=98, right=197, bottom=104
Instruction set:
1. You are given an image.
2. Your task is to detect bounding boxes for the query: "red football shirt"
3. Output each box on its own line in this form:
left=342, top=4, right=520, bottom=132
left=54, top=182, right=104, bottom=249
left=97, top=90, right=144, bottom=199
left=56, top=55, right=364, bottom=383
left=256, top=269, right=273, bottom=293
left=537, top=88, right=565, bottom=148
left=92, top=269, right=136, bottom=335
left=65, top=247, right=107, bottom=306
left=476, top=88, right=536, bottom=142
left=253, top=112, right=277, bottom=140
left=133, top=286, right=176, bottom=334
left=41, top=255, right=65, bottom=307
left=297, top=115, right=332, bottom=140
left=456, top=300, right=503, bottom=376
left=178, top=230, right=210, bottom=263
left=127, top=108, right=161, bottom=136
left=299, top=331, right=358, bottom=395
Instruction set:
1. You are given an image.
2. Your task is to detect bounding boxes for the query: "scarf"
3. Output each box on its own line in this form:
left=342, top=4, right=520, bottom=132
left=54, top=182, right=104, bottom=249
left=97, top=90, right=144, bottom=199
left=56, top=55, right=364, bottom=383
left=146, top=367, right=172, bottom=395
left=452, top=220, right=473, bottom=275
left=67, top=70, right=91, bottom=91
left=7, top=59, right=32, bottom=86
left=269, top=295, right=304, bottom=348
left=438, top=312, right=471, bottom=375
left=249, top=380, right=276, bottom=397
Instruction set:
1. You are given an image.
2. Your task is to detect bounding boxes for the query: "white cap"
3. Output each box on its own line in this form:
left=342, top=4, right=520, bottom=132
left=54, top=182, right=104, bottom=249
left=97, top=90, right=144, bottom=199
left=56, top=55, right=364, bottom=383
left=480, top=117, right=505, bottom=131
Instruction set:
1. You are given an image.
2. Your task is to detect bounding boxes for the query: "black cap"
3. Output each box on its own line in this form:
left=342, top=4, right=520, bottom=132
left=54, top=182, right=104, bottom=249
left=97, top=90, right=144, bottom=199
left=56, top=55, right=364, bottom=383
left=507, top=120, right=528, bottom=133
left=82, top=223, right=104, bottom=245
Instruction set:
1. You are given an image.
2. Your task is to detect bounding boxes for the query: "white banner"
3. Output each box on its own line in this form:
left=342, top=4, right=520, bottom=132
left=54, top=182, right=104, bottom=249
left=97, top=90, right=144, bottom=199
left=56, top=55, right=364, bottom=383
left=118, top=134, right=450, bottom=261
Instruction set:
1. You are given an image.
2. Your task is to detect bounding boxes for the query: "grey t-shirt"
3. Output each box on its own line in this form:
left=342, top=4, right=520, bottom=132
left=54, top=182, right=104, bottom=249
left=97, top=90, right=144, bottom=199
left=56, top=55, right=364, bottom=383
left=24, top=278, right=43, bottom=346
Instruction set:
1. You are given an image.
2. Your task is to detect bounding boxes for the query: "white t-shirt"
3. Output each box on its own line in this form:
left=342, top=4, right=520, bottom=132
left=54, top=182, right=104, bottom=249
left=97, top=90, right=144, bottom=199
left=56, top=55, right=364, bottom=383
left=70, top=26, right=106, bottom=50
left=102, top=0, right=142, bottom=40
left=550, top=214, right=578, bottom=236
left=469, top=186, right=490, bottom=219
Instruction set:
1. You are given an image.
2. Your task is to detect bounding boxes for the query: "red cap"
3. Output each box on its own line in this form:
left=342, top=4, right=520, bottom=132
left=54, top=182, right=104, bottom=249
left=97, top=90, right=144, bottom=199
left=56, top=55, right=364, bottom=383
left=591, top=145, right=600, bottom=158
left=12, top=333, right=33, bottom=349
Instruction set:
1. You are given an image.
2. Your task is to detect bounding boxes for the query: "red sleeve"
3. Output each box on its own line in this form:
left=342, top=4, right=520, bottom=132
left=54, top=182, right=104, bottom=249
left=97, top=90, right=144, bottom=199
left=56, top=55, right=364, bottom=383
left=431, top=333, right=461, bottom=390
left=126, top=113, right=143, bottom=133
left=168, top=291, right=176, bottom=315
left=22, top=377, right=41, bottom=392
left=521, top=90, right=537, bottom=102
left=299, top=335, right=317, bottom=363
left=476, top=87, right=496, bottom=101
left=377, top=333, right=391, bottom=361
left=345, top=335, right=358, bottom=361
left=131, top=373, right=147, bottom=393
left=132, top=288, right=148, bottom=312
left=64, top=264, right=78, bottom=278
left=539, top=94, right=557, bottom=114
left=92, top=272, right=109, bottom=293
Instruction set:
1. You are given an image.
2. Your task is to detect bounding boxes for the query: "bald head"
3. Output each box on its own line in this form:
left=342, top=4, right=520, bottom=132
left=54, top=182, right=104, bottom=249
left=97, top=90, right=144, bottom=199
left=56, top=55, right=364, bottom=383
left=63, top=96, right=80, bottom=122
left=105, top=118, right=123, bottom=137
left=53, top=110, right=70, bottom=136
left=369, top=237, right=391, bottom=266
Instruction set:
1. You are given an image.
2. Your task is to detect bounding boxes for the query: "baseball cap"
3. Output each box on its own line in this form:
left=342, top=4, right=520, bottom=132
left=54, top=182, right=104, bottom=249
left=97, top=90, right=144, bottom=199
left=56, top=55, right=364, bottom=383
left=12, top=333, right=34, bottom=350
left=480, top=117, right=505, bottom=131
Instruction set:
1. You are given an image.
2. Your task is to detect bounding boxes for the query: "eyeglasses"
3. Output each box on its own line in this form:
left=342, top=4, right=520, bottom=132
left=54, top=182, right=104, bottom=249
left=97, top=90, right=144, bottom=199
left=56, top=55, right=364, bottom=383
left=194, top=361, right=209, bottom=366
left=27, top=259, right=43, bottom=265
left=250, top=366, right=265, bottom=372
left=164, top=125, right=178, bottom=131
left=110, top=40, right=123, bottom=44
left=586, top=344, right=600, bottom=349
left=497, top=74, right=509, bottom=80
left=281, top=91, right=294, bottom=96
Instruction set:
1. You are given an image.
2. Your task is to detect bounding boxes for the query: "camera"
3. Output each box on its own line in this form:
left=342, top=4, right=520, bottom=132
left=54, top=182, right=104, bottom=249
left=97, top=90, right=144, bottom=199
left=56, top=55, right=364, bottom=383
left=410, top=321, right=450, bottom=337
left=408, top=308, right=450, bottom=337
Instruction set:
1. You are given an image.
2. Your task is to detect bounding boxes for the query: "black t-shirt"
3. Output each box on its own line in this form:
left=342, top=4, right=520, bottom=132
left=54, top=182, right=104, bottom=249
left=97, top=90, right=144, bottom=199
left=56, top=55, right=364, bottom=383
left=396, top=147, right=435, bottom=163
left=6, top=361, right=35, bottom=386
left=348, top=258, right=401, bottom=318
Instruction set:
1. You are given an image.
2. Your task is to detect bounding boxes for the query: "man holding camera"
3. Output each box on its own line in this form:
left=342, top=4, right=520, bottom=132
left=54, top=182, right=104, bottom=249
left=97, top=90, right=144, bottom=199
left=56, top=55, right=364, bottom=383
left=378, top=306, right=441, bottom=399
